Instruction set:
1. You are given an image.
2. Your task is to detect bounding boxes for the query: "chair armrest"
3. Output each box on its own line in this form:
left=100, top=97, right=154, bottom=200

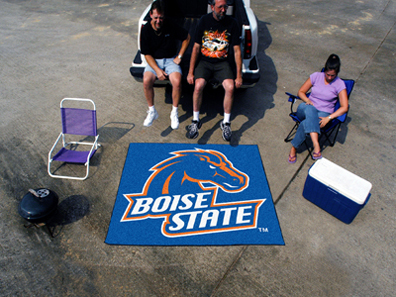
left=285, top=92, right=301, bottom=102
left=285, top=92, right=302, bottom=114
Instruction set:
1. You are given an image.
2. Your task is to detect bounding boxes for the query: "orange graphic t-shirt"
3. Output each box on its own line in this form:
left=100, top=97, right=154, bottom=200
left=201, top=30, right=231, bottom=59
left=195, top=13, right=240, bottom=63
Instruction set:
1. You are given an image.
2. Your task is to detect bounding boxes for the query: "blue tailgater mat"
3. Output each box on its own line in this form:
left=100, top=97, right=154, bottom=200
left=105, top=143, right=284, bottom=246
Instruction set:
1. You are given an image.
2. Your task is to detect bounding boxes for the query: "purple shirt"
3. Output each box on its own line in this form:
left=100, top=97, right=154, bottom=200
left=309, top=72, right=346, bottom=113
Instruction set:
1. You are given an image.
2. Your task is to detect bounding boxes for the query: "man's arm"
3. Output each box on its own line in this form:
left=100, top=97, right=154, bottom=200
left=234, top=45, right=243, bottom=88
left=187, top=42, right=201, bottom=85
left=173, top=34, right=191, bottom=65
left=145, top=54, right=168, bottom=80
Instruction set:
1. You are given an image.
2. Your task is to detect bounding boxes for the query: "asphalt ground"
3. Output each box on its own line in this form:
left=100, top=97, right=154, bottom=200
left=1, top=0, right=395, bottom=296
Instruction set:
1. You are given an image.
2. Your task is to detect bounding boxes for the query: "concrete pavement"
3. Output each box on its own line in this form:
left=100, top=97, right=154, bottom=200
left=1, top=0, right=395, bottom=296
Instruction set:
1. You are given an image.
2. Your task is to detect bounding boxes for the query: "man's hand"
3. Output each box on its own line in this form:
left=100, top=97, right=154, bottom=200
left=235, top=77, right=243, bottom=89
left=187, top=73, right=194, bottom=85
left=156, top=69, right=168, bottom=80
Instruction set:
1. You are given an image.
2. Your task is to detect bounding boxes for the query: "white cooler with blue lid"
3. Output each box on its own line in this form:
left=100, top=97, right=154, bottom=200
left=303, top=158, right=372, bottom=224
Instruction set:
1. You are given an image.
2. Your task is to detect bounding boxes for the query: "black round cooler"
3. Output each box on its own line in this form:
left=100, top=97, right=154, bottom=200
left=18, top=188, right=59, bottom=225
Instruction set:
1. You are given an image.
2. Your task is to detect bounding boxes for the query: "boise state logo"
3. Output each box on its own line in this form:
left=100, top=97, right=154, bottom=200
left=106, top=144, right=284, bottom=246
left=121, top=148, right=265, bottom=237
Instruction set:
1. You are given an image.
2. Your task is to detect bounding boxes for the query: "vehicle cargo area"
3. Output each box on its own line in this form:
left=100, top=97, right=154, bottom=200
left=131, top=0, right=260, bottom=87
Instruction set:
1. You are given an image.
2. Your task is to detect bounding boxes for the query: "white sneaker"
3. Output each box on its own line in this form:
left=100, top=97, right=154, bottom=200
left=170, top=111, right=179, bottom=129
left=143, top=109, right=159, bottom=127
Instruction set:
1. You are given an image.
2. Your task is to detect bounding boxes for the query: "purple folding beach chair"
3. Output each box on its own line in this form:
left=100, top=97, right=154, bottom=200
left=48, top=98, right=100, bottom=180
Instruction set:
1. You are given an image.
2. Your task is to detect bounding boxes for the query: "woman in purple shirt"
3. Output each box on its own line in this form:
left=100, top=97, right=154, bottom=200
left=288, top=54, right=348, bottom=163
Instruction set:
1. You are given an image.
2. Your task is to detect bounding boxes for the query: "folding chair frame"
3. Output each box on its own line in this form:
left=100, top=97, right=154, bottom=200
left=48, top=98, right=101, bottom=180
left=284, top=79, right=355, bottom=158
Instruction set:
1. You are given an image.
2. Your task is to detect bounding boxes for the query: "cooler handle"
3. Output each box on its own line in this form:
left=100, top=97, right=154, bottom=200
left=327, top=188, right=339, bottom=195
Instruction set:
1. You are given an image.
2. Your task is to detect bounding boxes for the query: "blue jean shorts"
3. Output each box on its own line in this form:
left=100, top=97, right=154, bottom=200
left=144, top=57, right=182, bottom=76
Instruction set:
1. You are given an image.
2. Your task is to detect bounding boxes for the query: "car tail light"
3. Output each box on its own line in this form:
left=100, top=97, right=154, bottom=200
left=140, top=24, right=144, bottom=42
left=244, top=29, right=252, bottom=59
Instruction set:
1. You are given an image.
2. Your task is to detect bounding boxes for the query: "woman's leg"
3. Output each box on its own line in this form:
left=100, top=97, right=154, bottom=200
left=310, top=132, right=320, bottom=154
left=289, top=104, right=310, bottom=162
left=290, top=103, right=329, bottom=153
left=290, top=103, right=319, bottom=148
left=288, top=145, right=297, bottom=163
left=310, top=111, right=331, bottom=154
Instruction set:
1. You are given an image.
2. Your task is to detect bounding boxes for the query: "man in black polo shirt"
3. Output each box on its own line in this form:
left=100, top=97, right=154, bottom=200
left=140, top=0, right=190, bottom=129
left=186, top=0, right=242, bottom=141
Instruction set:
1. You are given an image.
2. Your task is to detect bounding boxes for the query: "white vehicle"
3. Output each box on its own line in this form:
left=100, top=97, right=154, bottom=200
left=130, top=0, right=260, bottom=88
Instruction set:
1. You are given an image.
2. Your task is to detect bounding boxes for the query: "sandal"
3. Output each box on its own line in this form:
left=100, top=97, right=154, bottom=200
left=312, top=151, right=322, bottom=160
left=288, top=154, right=297, bottom=164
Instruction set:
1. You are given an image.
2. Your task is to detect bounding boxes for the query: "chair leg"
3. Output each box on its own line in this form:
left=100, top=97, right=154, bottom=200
left=322, top=123, right=341, bottom=147
left=284, top=123, right=299, bottom=142
left=48, top=160, right=90, bottom=180
left=305, top=139, right=314, bottom=159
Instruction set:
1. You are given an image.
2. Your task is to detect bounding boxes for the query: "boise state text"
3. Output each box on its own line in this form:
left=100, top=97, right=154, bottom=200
left=121, top=149, right=266, bottom=238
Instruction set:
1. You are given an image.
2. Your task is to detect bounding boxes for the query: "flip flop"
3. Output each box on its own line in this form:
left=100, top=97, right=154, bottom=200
left=312, top=151, right=322, bottom=160
left=288, top=154, right=297, bottom=164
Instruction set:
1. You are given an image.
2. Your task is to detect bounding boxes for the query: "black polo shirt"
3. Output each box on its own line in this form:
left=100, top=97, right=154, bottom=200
left=140, top=19, right=188, bottom=59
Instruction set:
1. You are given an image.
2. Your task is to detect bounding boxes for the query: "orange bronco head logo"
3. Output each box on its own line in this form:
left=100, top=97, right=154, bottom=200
left=121, top=149, right=263, bottom=237
left=148, top=148, right=249, bottom=195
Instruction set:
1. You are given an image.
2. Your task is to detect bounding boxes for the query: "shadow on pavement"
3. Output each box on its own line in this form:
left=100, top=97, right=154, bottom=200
left=47, top=195, right=91, bottom=237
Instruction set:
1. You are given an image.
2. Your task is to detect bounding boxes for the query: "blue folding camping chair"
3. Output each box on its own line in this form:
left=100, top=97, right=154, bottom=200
left=48, top=98, right=101, bottom=180
left=284, top=79, right=355, bottom=157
